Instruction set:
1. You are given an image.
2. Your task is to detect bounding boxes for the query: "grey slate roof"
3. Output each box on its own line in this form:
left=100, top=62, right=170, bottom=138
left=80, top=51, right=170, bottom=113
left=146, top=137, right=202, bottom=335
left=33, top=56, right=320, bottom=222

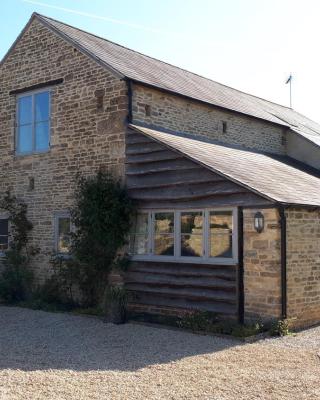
left=30, top=13, right=320, bottom=147
left=130, top=124, right=320, bottom=206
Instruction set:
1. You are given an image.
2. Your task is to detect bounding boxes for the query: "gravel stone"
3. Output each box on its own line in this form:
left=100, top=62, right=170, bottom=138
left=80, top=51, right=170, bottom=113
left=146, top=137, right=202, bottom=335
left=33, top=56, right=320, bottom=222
left=0, top=306, right=319, bottom=400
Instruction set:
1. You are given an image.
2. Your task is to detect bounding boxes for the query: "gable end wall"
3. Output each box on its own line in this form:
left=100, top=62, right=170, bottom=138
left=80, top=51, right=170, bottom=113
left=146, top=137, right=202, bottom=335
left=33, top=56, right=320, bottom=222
left=0, top=18, right=127, bottom=280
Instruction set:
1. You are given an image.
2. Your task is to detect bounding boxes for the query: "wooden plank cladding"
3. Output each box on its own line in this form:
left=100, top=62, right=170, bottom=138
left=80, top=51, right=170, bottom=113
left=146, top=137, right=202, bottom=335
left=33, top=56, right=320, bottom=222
left=125, top=128, right=266, bottom=208
left=126, top=261, right=238, bottom=316
left=125, top=127, right=268, bottom=318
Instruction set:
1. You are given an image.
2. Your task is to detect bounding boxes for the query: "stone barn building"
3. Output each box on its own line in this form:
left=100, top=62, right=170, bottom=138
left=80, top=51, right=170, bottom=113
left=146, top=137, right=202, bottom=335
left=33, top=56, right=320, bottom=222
left=0, top=13, right=319, bottom=328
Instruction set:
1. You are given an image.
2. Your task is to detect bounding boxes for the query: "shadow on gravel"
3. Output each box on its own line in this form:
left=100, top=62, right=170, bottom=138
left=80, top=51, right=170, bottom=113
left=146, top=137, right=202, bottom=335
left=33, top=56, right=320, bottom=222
left=0, top=306, right=241, bottom=372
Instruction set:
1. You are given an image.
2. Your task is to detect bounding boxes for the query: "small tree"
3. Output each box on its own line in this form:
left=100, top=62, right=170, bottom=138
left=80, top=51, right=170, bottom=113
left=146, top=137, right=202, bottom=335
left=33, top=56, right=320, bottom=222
left=0, top=191, right=36, bottom=302
left=71, top=171, right=135, bottom=306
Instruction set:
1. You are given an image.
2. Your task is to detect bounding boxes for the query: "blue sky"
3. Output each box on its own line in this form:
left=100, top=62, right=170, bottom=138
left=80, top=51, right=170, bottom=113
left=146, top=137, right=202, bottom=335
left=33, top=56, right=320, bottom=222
left=1, top=0, right=320, bottom=122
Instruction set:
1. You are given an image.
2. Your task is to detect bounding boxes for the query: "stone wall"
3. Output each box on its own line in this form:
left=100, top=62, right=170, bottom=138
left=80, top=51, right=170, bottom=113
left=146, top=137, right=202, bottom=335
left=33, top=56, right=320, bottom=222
left=0, top=18, right=127, bottom=281
left=286, top=208, right=320, bottom=328
left=243, top=208, right=282, bottom=321
left=132, top=84, right=286, bottom=154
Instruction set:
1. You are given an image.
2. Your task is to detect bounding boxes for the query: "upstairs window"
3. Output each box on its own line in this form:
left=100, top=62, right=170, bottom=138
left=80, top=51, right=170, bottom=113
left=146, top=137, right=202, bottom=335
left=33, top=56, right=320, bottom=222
left=16, top=90, right=50, bottom=154
left=0, top=219, right=9, bottom=254
left=129, top=209, right=237, bottom=264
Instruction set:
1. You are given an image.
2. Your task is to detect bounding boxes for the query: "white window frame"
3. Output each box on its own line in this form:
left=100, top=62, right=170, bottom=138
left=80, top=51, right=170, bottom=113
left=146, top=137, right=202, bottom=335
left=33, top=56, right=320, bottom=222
left=130, top=208, right=238, bottom=265
left=54, top=211, right=73, bottom=256
left=16, top=88, right=51, bottom=155
left=0, top=216, right=10, bottom=257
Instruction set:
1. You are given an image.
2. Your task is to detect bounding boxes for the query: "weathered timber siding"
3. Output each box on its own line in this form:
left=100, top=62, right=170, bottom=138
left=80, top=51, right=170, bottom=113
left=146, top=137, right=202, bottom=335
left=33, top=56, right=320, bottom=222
left=126, top=261, right=238, bottom=317
left=131, top=83, right=286, bottom=155
left=125, top=128, right=271, bottom=318
left=286, top=208, right=320, bottom=328
left=0, top=19, right=127, bottom=281
left=126, top=128, right=269, bottom=209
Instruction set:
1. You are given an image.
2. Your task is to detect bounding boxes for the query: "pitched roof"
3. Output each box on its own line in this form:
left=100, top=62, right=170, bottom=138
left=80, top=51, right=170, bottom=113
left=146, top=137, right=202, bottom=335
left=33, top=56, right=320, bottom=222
left=3, top=13, right=320, bottom=148
left=129, top=124, right=320, bottom=207
left=28, top=13, right=320, bottom=145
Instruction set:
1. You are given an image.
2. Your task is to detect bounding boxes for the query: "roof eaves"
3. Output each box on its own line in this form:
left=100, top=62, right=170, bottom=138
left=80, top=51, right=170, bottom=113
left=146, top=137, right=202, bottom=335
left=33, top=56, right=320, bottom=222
left=128, top=123, right=277, bottom=204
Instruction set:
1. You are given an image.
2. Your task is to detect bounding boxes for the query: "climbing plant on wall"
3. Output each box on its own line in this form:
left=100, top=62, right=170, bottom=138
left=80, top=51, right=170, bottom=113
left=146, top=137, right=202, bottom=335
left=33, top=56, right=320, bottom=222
left=70, top=171, right=135, bottom=306
left=0, top=191, right=36, bottom=302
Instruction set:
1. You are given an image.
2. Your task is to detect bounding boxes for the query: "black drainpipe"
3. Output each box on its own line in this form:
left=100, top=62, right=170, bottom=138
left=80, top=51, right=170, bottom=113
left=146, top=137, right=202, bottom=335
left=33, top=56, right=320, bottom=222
left=126, top=79, right=133, bottom=124
left=238, top=207, right=244, bottom=324
left=279, top=206, right=287, bottom=319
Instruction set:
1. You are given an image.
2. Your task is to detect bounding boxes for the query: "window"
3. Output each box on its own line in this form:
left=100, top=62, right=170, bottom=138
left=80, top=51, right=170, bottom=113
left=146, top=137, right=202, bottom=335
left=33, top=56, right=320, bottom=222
left=54, top=213, right=72, bottom=255
left=0, top=219, right=9, bottom=254
left=129, top=209, right=237, bottom=264
left=16, top=90, right=50, bottom=154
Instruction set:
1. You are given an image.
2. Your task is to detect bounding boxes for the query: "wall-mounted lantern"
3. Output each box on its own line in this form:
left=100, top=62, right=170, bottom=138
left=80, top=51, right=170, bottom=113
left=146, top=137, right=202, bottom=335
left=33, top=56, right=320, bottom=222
left=254, top=211, right=264, bottom=233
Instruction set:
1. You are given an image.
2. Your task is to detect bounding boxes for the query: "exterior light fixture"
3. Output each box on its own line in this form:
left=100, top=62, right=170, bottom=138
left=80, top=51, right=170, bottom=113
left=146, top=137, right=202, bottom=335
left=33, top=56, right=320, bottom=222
left=254, top=211, right=264, bottom=233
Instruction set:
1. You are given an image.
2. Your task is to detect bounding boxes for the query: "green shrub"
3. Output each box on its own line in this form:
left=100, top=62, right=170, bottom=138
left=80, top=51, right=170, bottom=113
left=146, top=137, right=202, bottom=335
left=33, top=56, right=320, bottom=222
left=0, top=192, right=35, bottom=303
left=0, top=250, right=33, bottom=302
left=178, top=311, right=219, bottom=331
left=177, top=310, right=265, bottom=337
left=71, top=171, right=135, bottom=306
left=269, top=319, right=291, bottom=336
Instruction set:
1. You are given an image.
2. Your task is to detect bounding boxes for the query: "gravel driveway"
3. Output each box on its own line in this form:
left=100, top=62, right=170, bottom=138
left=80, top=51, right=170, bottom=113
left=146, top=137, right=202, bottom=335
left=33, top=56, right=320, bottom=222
left=0, top=306, right=319, bottom=400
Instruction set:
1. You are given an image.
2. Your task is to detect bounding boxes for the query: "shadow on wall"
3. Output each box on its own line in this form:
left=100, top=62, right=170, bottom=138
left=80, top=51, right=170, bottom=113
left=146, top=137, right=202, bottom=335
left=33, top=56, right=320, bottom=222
left=0, top=306, right=241, bottom=372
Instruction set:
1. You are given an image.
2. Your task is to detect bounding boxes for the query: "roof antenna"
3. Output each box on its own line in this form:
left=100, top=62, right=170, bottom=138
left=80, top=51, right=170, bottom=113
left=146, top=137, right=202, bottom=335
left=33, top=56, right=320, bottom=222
left=285, top=73, right=293, bottom=108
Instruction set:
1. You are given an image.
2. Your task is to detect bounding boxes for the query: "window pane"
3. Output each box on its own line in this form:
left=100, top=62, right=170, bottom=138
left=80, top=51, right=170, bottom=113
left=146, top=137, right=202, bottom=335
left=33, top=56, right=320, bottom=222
left=130, top=234, right=148, bottom=255
left=0, top=219, right=8, bottom=236
left=17, top=125, right=33, bottom=153
left=154, top=234, right=174, bottom=256
left=180, top=212, right=203, bottom=257
left=131, top=213, right=149, bottom=234
left=0, top=219, right=8, bottom=252
left=181, top=234, right=202, bottom=257
left=155, top=213, right=174, bottom=234
left=210, top=234, right=233, bottom=258
left=58, top=217, right=71, bottom=254
left=35, top=121, right=49, bottom=151
left=210, top=211, right=233, bottom=258
left=35, top=92, right=50, bottom=122
left=0, top=237, right=8, bottom=251
left=181, top=212, right=203, bottom=234
left=18, top=96, right=32, bottom=125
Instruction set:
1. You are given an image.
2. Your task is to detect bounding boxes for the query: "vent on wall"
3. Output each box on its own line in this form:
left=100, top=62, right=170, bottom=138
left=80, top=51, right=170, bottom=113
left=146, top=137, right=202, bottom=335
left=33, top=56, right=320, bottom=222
left=145, top=104, right=151, bottom=117
left=222, top=121, right=227, bottom=133
left=28, top=177, right=35, bottom=191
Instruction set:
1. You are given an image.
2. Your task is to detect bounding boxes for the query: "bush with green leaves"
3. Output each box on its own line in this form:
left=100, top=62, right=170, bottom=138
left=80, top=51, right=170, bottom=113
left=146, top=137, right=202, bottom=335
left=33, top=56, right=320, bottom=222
left=70, top=171, right=135, bottom=306
left=269, top=318, right=292, bottom=336
left=0, top=192, right=36, bottom=303
left=178, top=310, right=219, bottom=331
